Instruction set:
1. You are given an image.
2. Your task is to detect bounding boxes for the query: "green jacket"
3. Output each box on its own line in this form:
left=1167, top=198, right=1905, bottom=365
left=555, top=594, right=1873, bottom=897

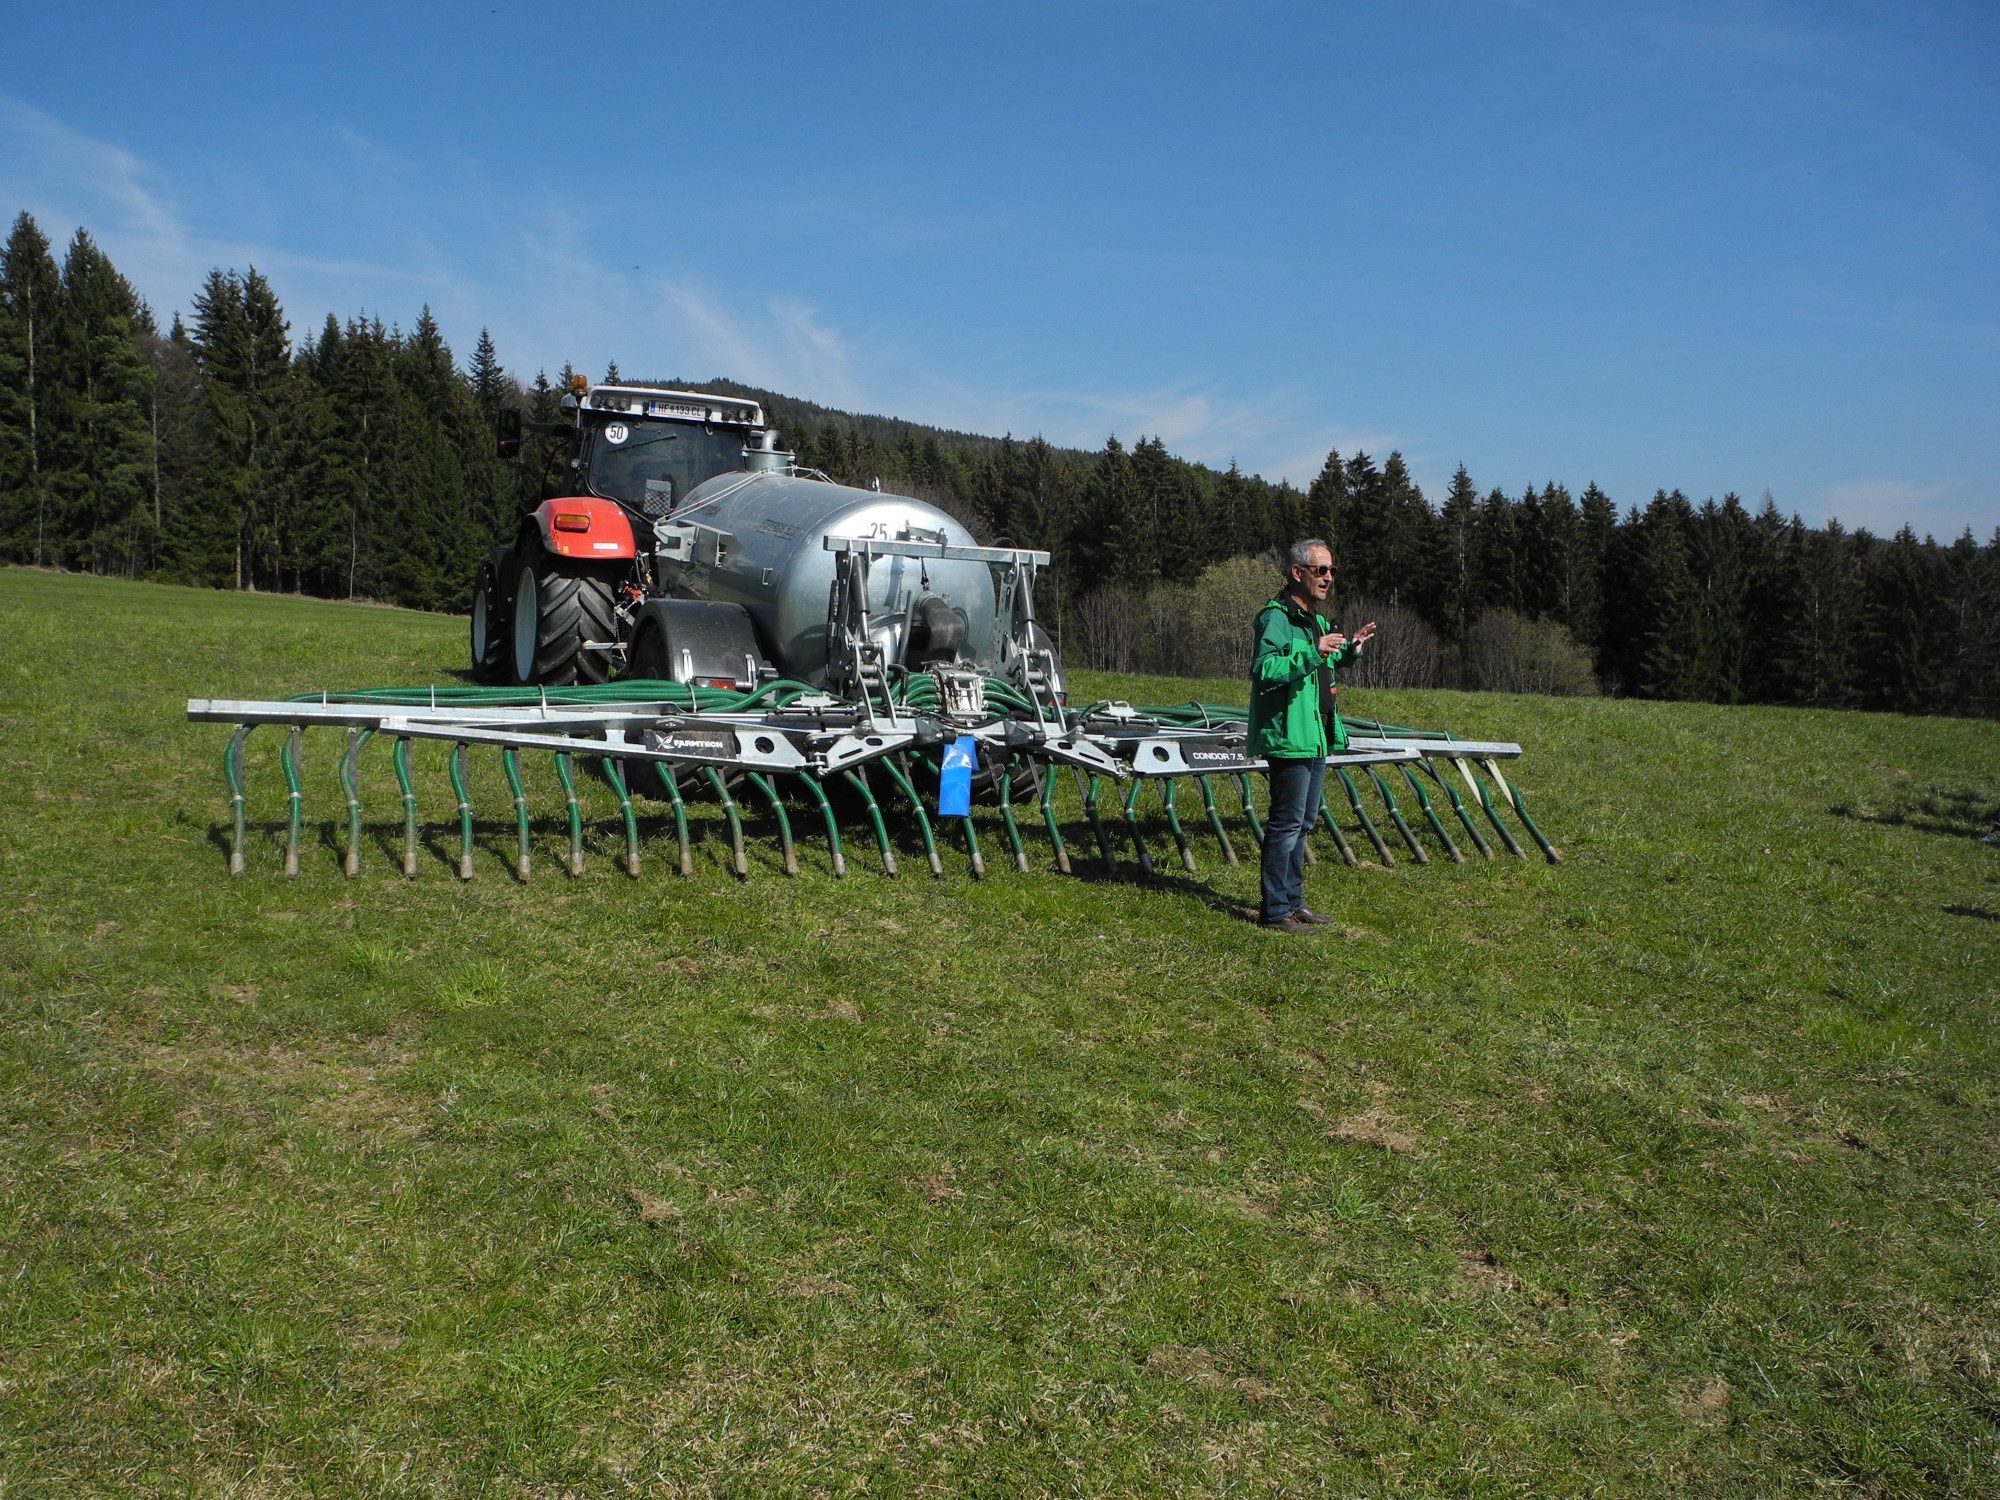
left=1247, top=596, right=1359, bottom=759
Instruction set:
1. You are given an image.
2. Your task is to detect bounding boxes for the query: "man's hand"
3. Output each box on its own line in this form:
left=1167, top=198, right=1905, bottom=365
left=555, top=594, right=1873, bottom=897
left=1316, top=631, right=1346, bottom=655
left=1352, top=620, right=1379, bottom=650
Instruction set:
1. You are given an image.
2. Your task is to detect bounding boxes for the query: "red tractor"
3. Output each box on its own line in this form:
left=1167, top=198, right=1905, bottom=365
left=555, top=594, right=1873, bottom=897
left=471, top=381, right=771, bottom=686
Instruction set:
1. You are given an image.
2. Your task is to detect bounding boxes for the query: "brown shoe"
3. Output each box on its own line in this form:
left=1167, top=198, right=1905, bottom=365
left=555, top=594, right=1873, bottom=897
left=1291, top=908, right=1336, bottom=926
left=1259, top=914, right=1311, bottom=934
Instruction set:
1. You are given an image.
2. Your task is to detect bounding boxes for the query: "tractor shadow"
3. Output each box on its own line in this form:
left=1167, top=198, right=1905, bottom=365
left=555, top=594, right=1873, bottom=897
left=1830, top=786, right=1998, bottom=842
left=1944, top=904, right=2000, bottom=923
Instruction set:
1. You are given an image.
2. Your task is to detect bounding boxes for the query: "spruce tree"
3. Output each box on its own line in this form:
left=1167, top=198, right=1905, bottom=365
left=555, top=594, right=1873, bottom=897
left=136, top=313, right=206, bottom=574
left=1635, top=491, right=1699, bottom=698
left=1081, top=436, right=1150, bottom=589
left=1471, top=486, right=1521, bottom=616
left=1435, top=465, right=1479, bottom=643
left=1740, top=496, right=1802, bottom=703
left=1789, top=519, right=1861, bottom=707
left=0, top=213, right=64, bottom=564
left=189, top=268, right=293, bottom=588
left=1685, top=495, right=1751, bottom=703
left=49, top=229, right=153, bottom=575
left=1306, top=449, right=1348, bottom=551
left=1857, top=525, right=1949, bottom=714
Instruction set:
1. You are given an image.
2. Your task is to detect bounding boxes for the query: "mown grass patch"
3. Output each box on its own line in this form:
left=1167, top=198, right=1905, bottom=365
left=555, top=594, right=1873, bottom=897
left=1, top=568, right=1996, bottom=1496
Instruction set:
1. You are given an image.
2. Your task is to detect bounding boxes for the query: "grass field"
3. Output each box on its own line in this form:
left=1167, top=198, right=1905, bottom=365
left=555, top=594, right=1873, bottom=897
left=2, top=567, right=1996, bottom=1498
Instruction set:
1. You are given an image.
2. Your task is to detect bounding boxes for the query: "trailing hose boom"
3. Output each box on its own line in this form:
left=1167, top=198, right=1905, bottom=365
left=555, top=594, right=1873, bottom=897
left=190, top=377, right=1558, bottom=882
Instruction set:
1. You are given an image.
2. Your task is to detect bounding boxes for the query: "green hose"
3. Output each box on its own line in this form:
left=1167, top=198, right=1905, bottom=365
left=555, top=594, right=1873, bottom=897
left=1315, top=786, right=1359, bottom=867
left=393, top=737, right=419, bottom=877
left=554, top=751, right=583, bottom=875
left=1334, top=766, right=1393, bottom=866
left=703, top=767, right=749, bottom=878
left=1422, top=758, right=1491, bottom=858
left=996, top=765, right=1028, bottom=874
left=340, top=727, right=373, bottom=879
left=225, top=726, right=249, bottom=878
left=1118, top=776, right=1155, bottom=876
left=282, top=726, right=303, bottom=879
left=643, top=761, right=693, bottom=876
left=502, top=746, right=530, bottom=882
left=795, top=772, right=846, bottom=877
left=1160, top=777, right=1196, bottom=873
left=1080, top=771, right=1118, bottom=872
left=1195, top=775, right=1237, bottom=867
left=1398, top=762, right=1462, bottom=863
left=1036, top=764, right=1070, bottom=874
left=1365, top=764, right=1428, bottom=864
left=449, top=743, right=475, bottom=880
left=879, top=756, right=942, bottom=877
left=841, top=768, right=897, bottom=876
left=600, top=757, right=640, bottom=877
left=744, top=772, right=798, bottom=877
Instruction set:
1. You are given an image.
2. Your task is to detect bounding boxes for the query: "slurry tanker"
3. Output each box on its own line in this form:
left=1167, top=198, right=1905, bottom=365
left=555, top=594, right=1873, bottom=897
left=189, top=380, right=1555, bottom=881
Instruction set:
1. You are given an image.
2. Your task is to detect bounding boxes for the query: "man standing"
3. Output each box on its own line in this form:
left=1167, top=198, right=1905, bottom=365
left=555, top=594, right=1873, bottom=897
left=1249, top=539, right=1376, bottom=932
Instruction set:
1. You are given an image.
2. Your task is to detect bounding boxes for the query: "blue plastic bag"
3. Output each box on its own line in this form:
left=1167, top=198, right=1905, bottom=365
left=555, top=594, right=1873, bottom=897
left=938, top=736, right=977, bottom=817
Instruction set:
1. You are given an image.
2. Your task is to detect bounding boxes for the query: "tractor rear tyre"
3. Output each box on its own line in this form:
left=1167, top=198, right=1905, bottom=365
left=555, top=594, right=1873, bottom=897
left=511, top=544, right=618, bottom=687
left=469, top=562, right=509, bottom=682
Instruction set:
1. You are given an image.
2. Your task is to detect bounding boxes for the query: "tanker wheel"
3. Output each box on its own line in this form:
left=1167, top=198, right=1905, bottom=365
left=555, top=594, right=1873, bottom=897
left=469, top=562, right=509, bottom=682
left=624, top=622, right=671, bottom=683
left=511, top=544, right=617, bottom=687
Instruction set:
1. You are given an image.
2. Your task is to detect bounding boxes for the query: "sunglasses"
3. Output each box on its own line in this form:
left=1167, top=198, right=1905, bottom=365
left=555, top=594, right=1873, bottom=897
left=1300, top=564, right=1334, bottom=577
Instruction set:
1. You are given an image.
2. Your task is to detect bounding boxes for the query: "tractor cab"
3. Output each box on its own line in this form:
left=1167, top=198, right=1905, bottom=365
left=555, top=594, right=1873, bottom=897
left=573, top=386, right=765, bottom=522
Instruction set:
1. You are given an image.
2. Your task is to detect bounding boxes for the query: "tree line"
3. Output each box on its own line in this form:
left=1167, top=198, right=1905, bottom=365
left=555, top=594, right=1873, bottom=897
left=2, top=209, right=1994, bottom=717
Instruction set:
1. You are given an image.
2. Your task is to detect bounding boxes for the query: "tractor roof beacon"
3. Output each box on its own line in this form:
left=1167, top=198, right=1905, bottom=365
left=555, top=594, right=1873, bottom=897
left=190, top=375, right=1559, bottom=884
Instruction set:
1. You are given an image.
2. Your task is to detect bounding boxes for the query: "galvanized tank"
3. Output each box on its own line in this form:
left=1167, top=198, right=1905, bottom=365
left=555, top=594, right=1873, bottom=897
left=668, top=471, right=998, bottom=686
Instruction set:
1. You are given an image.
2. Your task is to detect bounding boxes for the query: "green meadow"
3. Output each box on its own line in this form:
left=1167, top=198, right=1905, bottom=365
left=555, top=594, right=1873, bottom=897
left=1, top=567, right=1995, bottom=1497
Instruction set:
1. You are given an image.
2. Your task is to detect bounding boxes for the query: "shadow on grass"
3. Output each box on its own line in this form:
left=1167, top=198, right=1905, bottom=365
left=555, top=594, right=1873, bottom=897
left=1830, top=786, right=1998, bottom=841
left=1064, top=859, right=1256, bottom=922
left=1944, top=905, right=1999, bottom=923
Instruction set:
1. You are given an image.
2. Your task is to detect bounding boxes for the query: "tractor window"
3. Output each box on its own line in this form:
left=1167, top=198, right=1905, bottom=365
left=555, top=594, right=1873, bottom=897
left=586, top=421, right=745, bottom=518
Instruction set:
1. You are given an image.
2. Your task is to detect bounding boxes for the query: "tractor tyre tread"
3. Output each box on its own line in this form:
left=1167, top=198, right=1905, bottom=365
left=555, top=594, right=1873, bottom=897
left=514, top=545, right=619, bottom=686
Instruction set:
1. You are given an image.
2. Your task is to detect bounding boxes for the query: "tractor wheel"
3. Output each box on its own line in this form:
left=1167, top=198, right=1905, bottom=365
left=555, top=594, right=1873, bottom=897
left=469, top=562, right=509, bottom=682
left=510, top=545, right=618, bottom=687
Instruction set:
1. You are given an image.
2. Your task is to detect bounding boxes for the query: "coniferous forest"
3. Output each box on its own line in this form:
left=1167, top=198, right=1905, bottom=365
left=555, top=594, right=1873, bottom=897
left=2, top=210, right=1994, bottom=717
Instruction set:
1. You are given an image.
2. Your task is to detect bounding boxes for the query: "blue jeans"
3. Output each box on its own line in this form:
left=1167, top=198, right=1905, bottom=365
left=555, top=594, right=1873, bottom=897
left=1261, top=756, right=1327, bottom=922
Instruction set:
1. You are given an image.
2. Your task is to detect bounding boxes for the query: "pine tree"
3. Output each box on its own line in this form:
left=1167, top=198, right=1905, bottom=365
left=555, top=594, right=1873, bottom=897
left=1374, top=453, right=1430, bottom=609
left=1133, top=434, right=1202, bottom=581
left=1470, top=485, right=1521, bottom=616
left=188, top=268, right=293, bottom=588
left=1789, top=519, right=1861, bottom=707
left=1435, top=465, right=1479, bottom=642
left=1571, top=483, right=1616, bottom=665
left=1514, top=483, right=1562, bottom=620
left=1214, top=460, right=1271, bottom=564
left=468, top=328, right=507, bottom=420
left=48, top=229, right=153, bottom=575
left=1080, top=436, right=1151, bottom=589
left=0, top=212, right=64, bottom=564
left=135, top=313, right=202, bottom=571
left=1856, top=525, right=1950, bottom=714
left=1306, top=449, right=1348, bottom=550
left=1635, top=491, right=1699, bottom=698
left=1684, top=494, right=1752, bottom=703
left=1739, top=496, right=1801, bottom=703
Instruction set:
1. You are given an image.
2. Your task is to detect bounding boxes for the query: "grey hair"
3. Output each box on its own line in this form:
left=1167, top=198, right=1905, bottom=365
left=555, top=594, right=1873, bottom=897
left=1285, top=538, right=1330, bottom=572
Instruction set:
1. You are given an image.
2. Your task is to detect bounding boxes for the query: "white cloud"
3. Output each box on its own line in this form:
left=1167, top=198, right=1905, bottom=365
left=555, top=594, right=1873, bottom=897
left=1817, top=477, right=1987, bottom=540
left=0, top=92, right=193, bottom=287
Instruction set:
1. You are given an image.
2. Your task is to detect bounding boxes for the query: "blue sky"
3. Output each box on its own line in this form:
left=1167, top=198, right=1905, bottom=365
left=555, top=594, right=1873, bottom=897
left=4, top=0, right=1995, bottom=540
